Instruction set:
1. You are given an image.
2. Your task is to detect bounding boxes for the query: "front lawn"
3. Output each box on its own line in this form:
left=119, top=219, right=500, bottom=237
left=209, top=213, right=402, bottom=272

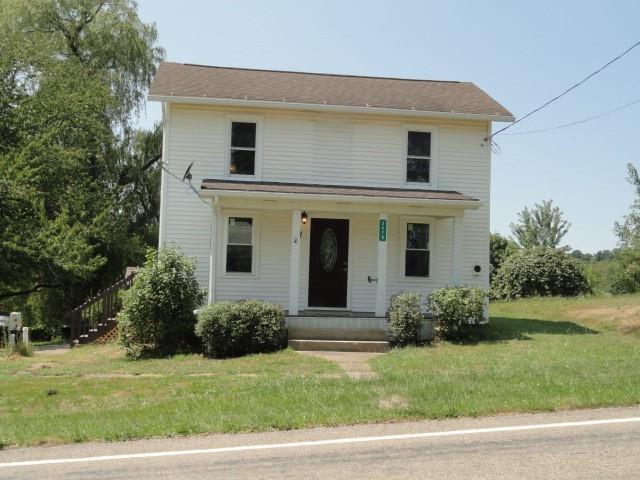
left=1, top=293, right=639, bottom=448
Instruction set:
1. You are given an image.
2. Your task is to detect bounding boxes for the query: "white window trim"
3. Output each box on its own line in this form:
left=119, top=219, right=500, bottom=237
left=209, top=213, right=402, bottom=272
left=399, top=216, right=435, bottom=279
left=402, top=124, right=438, bottom=189
left=225, top=115, right=263, bottom=180
left=221, top=211, right=260, bottom=277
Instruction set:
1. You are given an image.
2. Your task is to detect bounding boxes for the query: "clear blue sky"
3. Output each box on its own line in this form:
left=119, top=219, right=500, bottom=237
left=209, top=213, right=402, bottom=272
left=137, top=0, right=640, bottom=253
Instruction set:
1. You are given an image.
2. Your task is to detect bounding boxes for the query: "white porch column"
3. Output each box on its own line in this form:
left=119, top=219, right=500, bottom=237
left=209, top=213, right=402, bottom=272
left=207, top=202, right=220, bottom=304
left=452, top=215, right=464, bottom=285
left=375, top=213, right=388, bottom=317
left=288, top=209, right=302, bottom=316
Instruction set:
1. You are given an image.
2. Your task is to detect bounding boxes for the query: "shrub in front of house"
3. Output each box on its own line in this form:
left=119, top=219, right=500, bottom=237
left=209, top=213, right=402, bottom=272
left=195, top=300, right=287, bottom=358
left=118, top=248, right=205, bottom=359
left=427, top=286, right=486, bottom=340
left=387, top=292, right=424, bottom=346
left=491, top=246, right=591, bottom=300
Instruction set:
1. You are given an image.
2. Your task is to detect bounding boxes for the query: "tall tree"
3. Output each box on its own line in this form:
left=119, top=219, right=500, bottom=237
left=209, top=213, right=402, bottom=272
left=510, top=200, right=571, bottom=249
left=614, top=163, right=640, bottom=249
left=613, top=163, right=640, bottom=293
left=0, top=0, right=164, bottom=329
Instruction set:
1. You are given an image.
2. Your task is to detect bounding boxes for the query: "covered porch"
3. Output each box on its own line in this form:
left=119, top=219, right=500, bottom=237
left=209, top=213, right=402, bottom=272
left=200, top=179, right=480, bottom=320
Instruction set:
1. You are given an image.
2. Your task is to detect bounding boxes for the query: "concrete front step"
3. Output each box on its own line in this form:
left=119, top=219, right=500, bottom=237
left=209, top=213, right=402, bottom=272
left=286, top=316, right=388, bottom=332
left=288, top=328, right=387, bottom=341
left=288, top=339, right=389, bottom=353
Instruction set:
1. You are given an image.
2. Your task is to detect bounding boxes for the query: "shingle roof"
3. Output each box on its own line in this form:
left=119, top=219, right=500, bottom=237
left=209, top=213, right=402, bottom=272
left=201, top=179, right=479, bottom=203
left=150, top=62, right=513, bottom=120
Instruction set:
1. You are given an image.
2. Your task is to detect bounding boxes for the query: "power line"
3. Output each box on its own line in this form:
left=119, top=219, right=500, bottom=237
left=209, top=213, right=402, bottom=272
left=487, top=39, right=640, bottom=140
left=501, top=97, right=640, bottom=136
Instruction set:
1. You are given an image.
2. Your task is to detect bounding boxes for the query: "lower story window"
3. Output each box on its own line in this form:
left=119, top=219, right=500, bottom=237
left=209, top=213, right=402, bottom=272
left=405, top=222, right=430, bottom=277
left=226, top=217, right=253, bottom=273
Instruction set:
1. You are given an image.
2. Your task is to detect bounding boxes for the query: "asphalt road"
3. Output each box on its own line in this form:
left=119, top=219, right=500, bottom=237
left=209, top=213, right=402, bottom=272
left=1, top=406, right=639, bottom=479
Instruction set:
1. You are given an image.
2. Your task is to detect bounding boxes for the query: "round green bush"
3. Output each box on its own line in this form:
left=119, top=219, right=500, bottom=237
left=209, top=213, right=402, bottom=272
left=195, top=300, right=286, bottom=358
left=118, top=248, right=205, bottom=358
left=427, top=286, right=486, bottom=340
left=387, top=292, right=423, bottom=346
left=491, top=247, right=590, bottom=300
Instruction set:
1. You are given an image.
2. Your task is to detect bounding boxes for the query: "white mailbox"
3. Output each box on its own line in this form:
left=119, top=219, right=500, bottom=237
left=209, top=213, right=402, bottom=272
left=9, top=312, right=22, bottom=330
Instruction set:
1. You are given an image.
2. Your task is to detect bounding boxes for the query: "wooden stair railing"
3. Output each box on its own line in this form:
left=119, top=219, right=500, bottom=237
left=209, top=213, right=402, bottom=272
left=66, top=272, right=137, bottom=347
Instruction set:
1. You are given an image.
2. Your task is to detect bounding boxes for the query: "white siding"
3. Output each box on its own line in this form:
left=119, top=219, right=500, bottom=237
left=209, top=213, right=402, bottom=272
left=438, top=123, right=490, bottom=289
left=215, top=210, right=290, bottom=306
left=160, top=104, right=491, bottom=312
left=161, top=106, right=226, bottom=286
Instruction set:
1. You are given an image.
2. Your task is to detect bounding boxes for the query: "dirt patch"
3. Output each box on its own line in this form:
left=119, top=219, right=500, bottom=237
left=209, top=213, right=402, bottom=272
left=27, top=363, right=55, bottom=371
left=566, top=305, right=640, bottom=334
left=378, top=395, right=410, bottom=410
left=82, top=373, right=163, bottom=379
left=317, top=373, right=344, bottom=379
left=297, top=351, right=381, bottom=380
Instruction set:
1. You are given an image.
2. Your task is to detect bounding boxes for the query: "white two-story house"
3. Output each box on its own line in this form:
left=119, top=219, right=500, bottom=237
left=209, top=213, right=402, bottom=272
left=149, top=62, right=513, bottom=336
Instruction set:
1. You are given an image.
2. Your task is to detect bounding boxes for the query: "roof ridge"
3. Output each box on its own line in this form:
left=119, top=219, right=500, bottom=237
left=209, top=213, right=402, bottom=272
left=174, top=62, right=466, bottom=84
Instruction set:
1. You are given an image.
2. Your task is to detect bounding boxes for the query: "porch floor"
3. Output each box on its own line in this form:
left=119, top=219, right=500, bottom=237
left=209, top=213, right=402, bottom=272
left=287, top=310, right=378, bottom=318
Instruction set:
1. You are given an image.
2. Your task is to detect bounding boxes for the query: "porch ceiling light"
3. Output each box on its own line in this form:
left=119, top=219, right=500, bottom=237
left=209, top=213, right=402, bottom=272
left=301, top=211, right=308, bottom=225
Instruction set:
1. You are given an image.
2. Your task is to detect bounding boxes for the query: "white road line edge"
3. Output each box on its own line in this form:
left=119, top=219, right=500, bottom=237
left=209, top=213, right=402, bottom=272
left=2, top=416, right=640, bottom=469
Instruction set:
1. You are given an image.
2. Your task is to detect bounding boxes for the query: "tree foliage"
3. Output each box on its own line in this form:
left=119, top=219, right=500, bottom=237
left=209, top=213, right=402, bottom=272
left=0, top=0, right=164, bottom=331
left=510, top=200, right=571, bottom=250
left=490, top=232, right=519, bottom=281
left=2, top=0, right=164, bottom=128
left=492, top=247, right=590, bottom=300
left=612, top=163, right=640, bottom=293
left=118, top=249, right=205, bottom=359
left=614, top=163, right=640, bottom=249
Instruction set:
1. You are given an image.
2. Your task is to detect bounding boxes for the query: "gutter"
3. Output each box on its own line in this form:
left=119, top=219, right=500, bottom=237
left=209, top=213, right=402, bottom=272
left=198, top=188, right=482, bottom=210
left=148, top=94, right=515, bottom=123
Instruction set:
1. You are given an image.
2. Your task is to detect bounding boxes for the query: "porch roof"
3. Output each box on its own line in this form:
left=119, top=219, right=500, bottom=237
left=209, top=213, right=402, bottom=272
left=200, top=179, right=480, bottom=208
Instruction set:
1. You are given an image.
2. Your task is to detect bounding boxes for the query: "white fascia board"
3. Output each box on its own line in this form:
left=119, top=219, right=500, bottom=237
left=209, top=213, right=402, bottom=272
left=199, top=188, right=482, bottom=210
left=148, top=94, right=515, bottom=123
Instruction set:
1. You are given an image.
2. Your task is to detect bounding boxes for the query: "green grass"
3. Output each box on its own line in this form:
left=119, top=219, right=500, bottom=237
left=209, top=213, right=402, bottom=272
left=31, top=337, right=65, bottom=347
left=1, top=294, right=639, bottom=448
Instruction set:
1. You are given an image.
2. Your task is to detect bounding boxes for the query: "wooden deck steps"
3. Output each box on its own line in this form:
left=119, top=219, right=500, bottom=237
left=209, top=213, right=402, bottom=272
left=74, top=317, right=118, bottom=346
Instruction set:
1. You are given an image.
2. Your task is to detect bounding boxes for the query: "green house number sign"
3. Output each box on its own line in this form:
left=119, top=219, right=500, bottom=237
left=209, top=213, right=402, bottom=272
left=378, top=219, right=387, bottom=241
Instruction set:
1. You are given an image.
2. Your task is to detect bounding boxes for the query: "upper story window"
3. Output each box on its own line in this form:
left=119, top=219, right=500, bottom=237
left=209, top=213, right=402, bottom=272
left=406, top=130, right=431, bottom=184
left=404, top=222, right=430, bottom=277
left=229, top=122, right=256, bottom=176
left=225, top=216, right=254, bottom=273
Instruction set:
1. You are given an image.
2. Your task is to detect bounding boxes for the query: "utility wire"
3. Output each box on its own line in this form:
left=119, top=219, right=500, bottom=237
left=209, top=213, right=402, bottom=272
left=501, top=97, right=640, bottom=136
left=160, top=162, right=210, bottom=206
left=487, top=40, right=640, bottom=140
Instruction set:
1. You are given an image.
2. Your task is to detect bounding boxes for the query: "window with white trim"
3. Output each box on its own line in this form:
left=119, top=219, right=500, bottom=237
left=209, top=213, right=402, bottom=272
left=229, top=122, right=256, bottom=175
left=406, top=131, right=431, bottom=183
left=405, top=222, right=430, bottom=277
left=225, top=217, right=254, bottom=273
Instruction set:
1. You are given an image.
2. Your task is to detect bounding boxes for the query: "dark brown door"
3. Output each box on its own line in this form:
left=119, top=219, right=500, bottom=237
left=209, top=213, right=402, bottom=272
left=308, top=218, right=349, bottom=308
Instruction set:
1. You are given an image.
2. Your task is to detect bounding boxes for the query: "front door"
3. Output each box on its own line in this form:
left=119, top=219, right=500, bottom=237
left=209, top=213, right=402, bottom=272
left=308, top=218, right=349, bottom=308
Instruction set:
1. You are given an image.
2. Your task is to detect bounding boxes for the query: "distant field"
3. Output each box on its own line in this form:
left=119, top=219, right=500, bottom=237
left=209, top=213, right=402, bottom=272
left=1, top=293, right=639, bottom=448
left=490, top=293, right=640, bottom=336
